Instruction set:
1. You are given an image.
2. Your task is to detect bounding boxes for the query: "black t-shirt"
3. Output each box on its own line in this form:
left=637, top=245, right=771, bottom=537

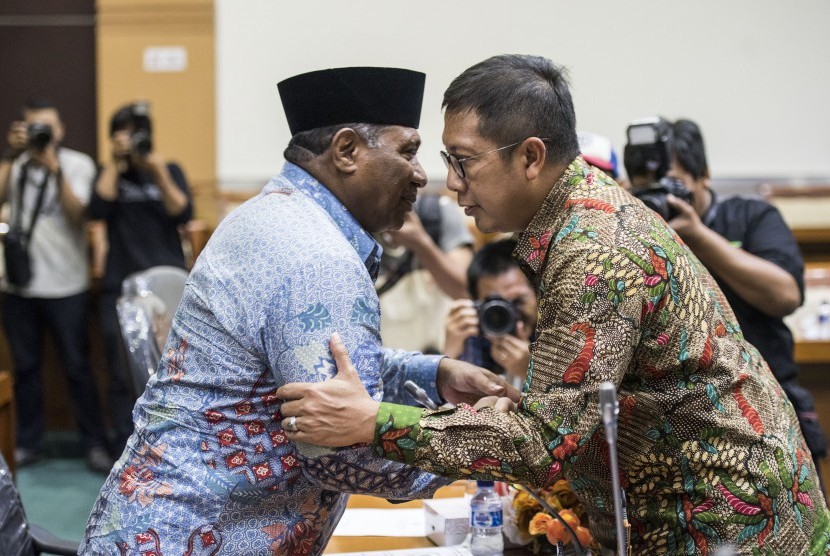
left=89, top=162, right=193, bottom=292
left=702, top=192, right=804, bottom=383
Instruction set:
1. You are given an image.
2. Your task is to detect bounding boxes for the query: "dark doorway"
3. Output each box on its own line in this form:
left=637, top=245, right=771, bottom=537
left=0, top=0, right=97, bottom=157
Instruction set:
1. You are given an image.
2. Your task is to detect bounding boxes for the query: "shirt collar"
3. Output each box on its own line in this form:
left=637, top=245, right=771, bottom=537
left=513, top=155, right=588, bottom=281
left=268, top=162, right=383, bottom=279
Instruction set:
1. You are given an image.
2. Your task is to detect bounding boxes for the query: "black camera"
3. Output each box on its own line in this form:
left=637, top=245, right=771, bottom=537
left=461, top=297, right=521, bottom=373
left=128, top=102, right=153, bottom=156
left=27, top=122, right=53, bottom=151
left=624, top=116, right=694, bottom=221
left=476, top=295, right=520, bottom=337
left=634, top=176, right=694, bottom=222
left=623, top=116, right=672, bottom=181
left=131, top=130, right=153, bottom=156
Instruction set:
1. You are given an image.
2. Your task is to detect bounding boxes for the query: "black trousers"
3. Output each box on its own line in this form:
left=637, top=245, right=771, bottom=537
left=2, top=291, right=107, bottom=452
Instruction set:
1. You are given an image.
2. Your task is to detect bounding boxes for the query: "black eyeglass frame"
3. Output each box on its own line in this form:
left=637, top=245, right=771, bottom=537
left=440, top=137, right=551, bottom=179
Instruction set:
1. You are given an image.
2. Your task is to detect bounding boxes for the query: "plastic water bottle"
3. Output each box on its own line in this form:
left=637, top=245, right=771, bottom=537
left=818, top=300, right=830, bottom=340
left=470, top=480, right=504, bottom=555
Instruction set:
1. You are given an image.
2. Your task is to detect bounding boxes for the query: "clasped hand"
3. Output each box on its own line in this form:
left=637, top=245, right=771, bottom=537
left=276, top=333, right=521, bottom=446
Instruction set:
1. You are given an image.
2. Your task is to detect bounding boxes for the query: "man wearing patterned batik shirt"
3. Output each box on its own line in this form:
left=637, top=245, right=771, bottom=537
left=79, top=67, right=516, bottom=556
left=278, top=56, right=830, bottom=554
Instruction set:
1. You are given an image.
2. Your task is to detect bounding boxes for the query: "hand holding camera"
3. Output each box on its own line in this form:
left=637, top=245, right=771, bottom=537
left=444, top=299, right=479, bottom=358
left=7, top=120, right=60, bottom=172
left=488, top=323, right=531, bottom=381
left=624, top=117, right=695, bottom=221
left=634, top=176, right=694, bottom=222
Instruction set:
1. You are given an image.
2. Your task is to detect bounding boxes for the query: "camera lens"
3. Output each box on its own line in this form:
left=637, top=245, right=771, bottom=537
left=635, top=190, right=672, bottom=221
left=478, top=296, right=518, bottom=337
left=27, top=123, right=53, bottom=151
left=131, top=130, right=153, bottom=156
left=634, top=177, right=693, bottom=222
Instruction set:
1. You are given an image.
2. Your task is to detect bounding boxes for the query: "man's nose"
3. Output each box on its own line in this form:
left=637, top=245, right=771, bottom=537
left=412, top=158, right=428, bottom=188
left=444, top=167, right=466, bottom=193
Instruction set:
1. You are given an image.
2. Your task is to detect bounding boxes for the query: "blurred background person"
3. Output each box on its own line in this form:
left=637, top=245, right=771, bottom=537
left=88, top=101, right=192, bottom=454
left=444, top=238, right=537, bottom=386
left=377, top=191, right=473, bottom=354
left=0, top=98, right=111, bottom=473
left=577, top=130, right=622, bottom=183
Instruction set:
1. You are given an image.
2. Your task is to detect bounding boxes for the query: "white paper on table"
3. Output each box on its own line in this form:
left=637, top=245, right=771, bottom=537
left=327, top=546, right=472, bottom=556
left=332, top=508, right=426, bottom=537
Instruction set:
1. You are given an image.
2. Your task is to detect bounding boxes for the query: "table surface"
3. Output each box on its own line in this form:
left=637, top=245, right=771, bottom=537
left=324, top=482, right=468, bottom=554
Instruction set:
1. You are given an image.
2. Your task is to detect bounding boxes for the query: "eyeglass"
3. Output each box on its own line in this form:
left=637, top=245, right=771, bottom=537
left=440, top=138, right=550, bottom=179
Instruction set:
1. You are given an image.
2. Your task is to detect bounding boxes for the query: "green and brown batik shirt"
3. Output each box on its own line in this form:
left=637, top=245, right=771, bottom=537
left=373, top=156, right=830, bottom=555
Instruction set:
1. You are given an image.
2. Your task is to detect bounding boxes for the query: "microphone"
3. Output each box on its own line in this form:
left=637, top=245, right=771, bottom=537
left=599, top=381, right=628, bottom=555
left=404, top=380, right=439, bottom=410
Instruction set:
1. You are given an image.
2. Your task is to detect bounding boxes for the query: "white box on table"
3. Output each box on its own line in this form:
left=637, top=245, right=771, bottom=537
left=423, top=497, right=470, bottom=546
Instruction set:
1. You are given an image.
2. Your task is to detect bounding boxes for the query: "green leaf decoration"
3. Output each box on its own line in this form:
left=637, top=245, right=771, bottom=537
left=694, top=511, right=720, bottom=524
left=730, top=514, right=765, bottom=525
left=718, top=473, right=759, bottom=504
left=773, top=448, right=793, bottom=490
left=619, top=247, right=655, bottom=274
left=582, top=291, right=596, bottom=304
left=396, top=438, right=417, bottom=450
left=378, top=416, right=394, bottom=436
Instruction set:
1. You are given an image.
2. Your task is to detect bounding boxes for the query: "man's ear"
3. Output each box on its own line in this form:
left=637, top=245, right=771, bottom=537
left=330, top=128, right=361, bottom=175
left=520, top=137, right=548, bottom=181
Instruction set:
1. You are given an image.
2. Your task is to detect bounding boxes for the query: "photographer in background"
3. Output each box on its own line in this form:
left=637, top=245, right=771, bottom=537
left=0, top=98, right=112, bottom=472
left=629, top=117, right=827, bottom=491
left=90, top=102, right=192, bottom=454
left=444, top=238, right=537, bottom=385
left=377, top=192, right=474, bottom=354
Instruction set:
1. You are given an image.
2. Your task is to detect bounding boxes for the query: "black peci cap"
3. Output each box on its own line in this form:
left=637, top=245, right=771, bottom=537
left=277, top=67, right=426, bottom=135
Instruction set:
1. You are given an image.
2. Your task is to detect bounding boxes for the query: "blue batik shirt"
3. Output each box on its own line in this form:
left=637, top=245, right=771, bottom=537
left=80, top=162, right=449, bottom=555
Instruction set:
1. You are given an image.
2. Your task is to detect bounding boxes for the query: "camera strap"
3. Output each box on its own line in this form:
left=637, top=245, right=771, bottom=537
left=13, top=160, right=51, bottom=239
left=702, top=190, right=720, bottom=228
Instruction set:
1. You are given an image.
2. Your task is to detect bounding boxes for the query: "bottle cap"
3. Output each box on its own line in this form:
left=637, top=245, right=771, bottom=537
left=476, top=480, right=495, bottom=487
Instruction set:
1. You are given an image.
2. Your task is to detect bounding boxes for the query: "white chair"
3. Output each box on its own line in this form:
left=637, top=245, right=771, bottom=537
left=117, top=266, right=189, bottom=397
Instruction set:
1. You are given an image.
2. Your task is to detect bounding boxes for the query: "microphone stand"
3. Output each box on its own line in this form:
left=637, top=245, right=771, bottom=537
left=599, top=381, right=629, bottom=555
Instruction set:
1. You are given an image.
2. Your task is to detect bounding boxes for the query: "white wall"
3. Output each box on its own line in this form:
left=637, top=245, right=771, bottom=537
left=216, top=0, right=830, bottom=189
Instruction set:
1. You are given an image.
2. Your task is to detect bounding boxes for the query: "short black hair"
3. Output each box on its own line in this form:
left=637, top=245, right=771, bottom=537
left=442, top=55, right=580, bottom=166
left=467, top=238, right=519, bottom=299
left=671, top=119, right=708, bottom=180
left=21, top=98, right=58, bottom=119
left=109, top=103, right=152, bottom=136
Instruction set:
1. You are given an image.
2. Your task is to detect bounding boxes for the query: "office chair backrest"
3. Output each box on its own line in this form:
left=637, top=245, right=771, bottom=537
left=0, top=451, right=79, bottom=555
left=0, top=450, right=35, bottom=555
left=117, top=266, right=189, bottom=397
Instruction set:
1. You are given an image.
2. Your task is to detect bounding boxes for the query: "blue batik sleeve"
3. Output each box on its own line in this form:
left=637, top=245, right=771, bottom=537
left=261, top=248, right=450, bottom=498
left=380, top=348, right=443, bottom=406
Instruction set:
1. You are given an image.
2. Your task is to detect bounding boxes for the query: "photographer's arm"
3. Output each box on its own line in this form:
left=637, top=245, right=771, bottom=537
left=0, top=159, right=12, bottom=205
left=384, top=211, right=473, bottom=299
left=667, top=195, right=800, bottom=317
left=0, top=122, right=27, bottom=204
left=31, top=146, right=86, bottom=227
left=444, top=299, right=478, bottom=358
left=55, top=169, right=86, bottom=228
left=144, top=155, right=188, bottom=217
